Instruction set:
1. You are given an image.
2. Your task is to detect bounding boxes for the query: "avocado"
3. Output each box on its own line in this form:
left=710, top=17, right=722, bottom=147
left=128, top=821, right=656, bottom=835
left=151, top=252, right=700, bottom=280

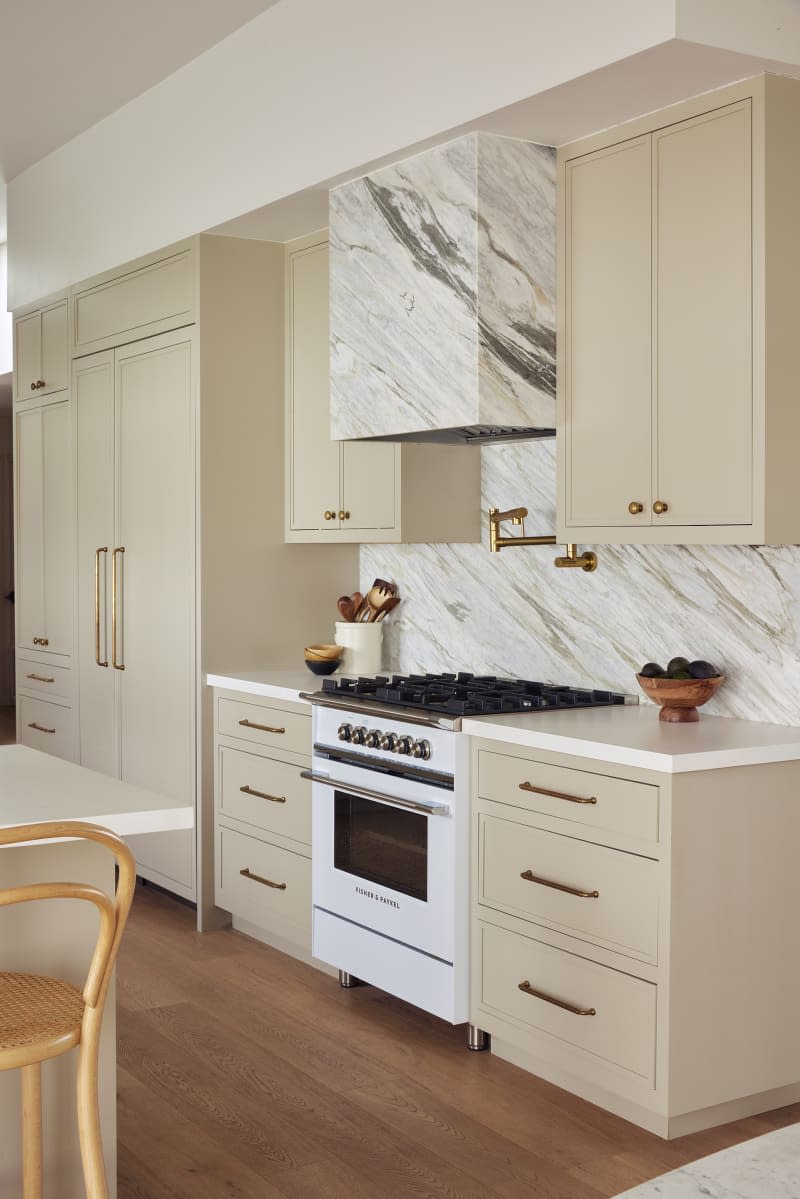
left=671, top=670, right=692, bottom=680
left=667, top=656, right=691, bottom=675
left=688, top=660, right=720, bottom=679
left=639, top=662, right=666, bottom=678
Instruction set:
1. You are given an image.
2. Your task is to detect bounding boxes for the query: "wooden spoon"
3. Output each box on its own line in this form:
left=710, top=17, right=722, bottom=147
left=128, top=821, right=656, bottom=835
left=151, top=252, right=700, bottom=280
left=375, top=596, right=401, bottom=622
left=337, top=595, right=356, bottom=622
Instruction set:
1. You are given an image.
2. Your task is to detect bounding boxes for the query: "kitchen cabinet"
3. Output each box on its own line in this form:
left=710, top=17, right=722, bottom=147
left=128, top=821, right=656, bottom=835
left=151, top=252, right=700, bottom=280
left=14, top=297, right=69, bottom=400
left=471, top=735, right=800, bottom=1138
left=285, top=233, right=480, bottom=544
left=558, top=74, right=800, bottom=545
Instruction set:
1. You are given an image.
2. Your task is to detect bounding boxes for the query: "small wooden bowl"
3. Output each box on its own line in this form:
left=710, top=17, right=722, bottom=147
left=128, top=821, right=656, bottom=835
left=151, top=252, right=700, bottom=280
left=304, top=644, right=344, bottom=662
left=636, top=674, right=725, bottom=723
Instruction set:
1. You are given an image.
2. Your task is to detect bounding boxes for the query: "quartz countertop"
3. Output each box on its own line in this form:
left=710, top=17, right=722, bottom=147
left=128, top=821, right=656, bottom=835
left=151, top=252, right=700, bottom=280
left=206, top=668, right=320, bottom=704
left=615, top=1121, right=800, bottom=1196
left=462, top=705, right=800, bottom=773
left=0, top=745, right=194, bottom=837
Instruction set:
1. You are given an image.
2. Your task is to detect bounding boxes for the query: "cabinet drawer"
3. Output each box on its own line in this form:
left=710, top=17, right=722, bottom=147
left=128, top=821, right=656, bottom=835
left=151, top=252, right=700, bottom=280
left=219, top=746, right=311, bottom=845
left=479, top=922, right=656, bottom=1082
left=480, top=814, right=659, bottom=962
left=18, top=696, right=75, bottom=761
left=73, top=251, right=194, bottom=352
left=217, top=827, right=310, bottom=945
left=217, top=697, right=310, bottom=757
left=478, top=750, right=659, bottom=847
left=16, top=659, right=72, bottom=701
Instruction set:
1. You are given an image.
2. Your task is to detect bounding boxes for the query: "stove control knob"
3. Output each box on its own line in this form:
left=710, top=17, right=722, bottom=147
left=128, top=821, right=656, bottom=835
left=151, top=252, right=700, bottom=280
left=396, top=736, right=413, bottom=755
left=337, top=723, right=353, bottom=743
left=351, top=726, right=367, bottom=746
left=379, top=732, right=398, bottom=752
left=412, top=739, right=432, bottom=761
left=365, top=728, right=382, bottom=749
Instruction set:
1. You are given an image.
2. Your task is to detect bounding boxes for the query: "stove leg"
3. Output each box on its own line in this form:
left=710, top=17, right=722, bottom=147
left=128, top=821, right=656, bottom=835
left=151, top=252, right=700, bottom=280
left=339, top=970, right=362, bottom=988
left=467, top=1024, right=489, bottom=1052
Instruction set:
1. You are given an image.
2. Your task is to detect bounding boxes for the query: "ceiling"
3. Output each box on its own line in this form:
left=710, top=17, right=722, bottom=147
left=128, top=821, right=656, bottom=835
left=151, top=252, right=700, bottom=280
left=0, top=0, right=283, bottom=181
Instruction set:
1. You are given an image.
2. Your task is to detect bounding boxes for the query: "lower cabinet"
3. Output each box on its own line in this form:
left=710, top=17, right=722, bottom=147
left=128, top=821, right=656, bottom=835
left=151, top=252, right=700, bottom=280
left=213, top=689, right=313, bottom=960
left=17, top=693, right=76, bottom=760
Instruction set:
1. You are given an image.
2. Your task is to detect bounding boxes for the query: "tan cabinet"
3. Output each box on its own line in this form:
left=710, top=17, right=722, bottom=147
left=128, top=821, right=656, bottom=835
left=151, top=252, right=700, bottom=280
left=285, top=234, right=480, bottom=544
left=558, top=76, right=800, bottom=545
left=15, top=399, right=74, bottom=657
left=14, top=298, right=69, bottom=400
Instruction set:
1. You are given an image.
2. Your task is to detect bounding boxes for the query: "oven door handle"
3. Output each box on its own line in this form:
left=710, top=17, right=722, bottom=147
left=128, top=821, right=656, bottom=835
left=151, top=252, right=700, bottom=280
left=300, top=771, right=451, bottom=817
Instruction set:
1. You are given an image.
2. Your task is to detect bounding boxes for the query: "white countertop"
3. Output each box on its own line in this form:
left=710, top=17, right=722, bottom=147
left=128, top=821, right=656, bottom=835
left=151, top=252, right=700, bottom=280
left=0, top=745, right=194, bottom=837
left=616, top=1121, right=800, bottom=1196
left=207, top=668, right=319, bottom=704
left=463, top=705, right=800, bottom=773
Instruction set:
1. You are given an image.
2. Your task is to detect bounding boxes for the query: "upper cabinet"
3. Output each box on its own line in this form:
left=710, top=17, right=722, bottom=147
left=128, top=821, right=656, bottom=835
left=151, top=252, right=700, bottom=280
left=329, top=132, right=556, bottom=441
left=558, top=75, right=800, bottom=545
left=285, top=233, right=480, bottom=544
left=14, top=297, right=69, bottom=400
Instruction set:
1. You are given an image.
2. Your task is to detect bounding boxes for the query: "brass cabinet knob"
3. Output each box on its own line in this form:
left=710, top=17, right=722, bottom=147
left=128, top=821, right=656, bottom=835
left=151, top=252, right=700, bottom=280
left=324, top=510, right=335, bottom=521
left=30, top=380, right=45, bottom=391
left=628, top=501, right=644, bottom=515
left=338, top=510, right=350, bottom=521
left=653, top=500, right=669, bottom=515
left=32, top=636, right=49, bottom=646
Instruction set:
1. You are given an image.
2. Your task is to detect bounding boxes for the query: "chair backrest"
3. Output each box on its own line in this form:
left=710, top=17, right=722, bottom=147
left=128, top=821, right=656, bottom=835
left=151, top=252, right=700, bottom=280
left=0, top=821, right=136, bottom=1012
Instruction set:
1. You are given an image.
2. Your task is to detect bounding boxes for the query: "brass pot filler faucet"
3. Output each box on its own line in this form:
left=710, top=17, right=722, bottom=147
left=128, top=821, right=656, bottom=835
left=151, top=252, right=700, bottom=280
left=488, top=507, right=597, bottom=572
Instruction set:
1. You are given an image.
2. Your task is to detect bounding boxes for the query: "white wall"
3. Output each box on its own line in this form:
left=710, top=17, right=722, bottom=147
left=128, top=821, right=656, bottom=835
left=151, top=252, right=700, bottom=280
left=0, top=246, right=11, bottom=376
left=7, top=0, right=679, bottom=307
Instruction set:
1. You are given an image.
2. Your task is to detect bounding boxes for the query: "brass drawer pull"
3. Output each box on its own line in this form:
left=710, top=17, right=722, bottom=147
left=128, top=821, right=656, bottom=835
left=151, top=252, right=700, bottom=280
left=26, top=673, right=54, bottom=684
left=28, top=722, right=55, bottom=735
left=239, top=867, right=286, bottom=890
left=240, top=785, right=286, bottom=804
left=238, top=719, right=286, bottom=735
left=519, top=781, right=597, bottom=805
left=520, top=869, right=599, bottom=899
left=518, top=980, right=596, bottom=1016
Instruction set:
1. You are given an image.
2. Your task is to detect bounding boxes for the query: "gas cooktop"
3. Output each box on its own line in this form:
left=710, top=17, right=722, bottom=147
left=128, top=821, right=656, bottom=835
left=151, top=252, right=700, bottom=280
left=316, top=672, right=629, bottom=719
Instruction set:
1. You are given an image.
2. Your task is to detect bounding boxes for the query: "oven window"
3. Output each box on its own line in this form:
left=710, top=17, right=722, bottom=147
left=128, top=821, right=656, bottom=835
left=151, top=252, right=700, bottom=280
left=334, top=791, right=428, bottom=902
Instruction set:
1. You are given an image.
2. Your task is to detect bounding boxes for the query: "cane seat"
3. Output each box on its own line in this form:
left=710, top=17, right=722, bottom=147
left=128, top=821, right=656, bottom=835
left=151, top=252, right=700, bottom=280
left=0, top=972, right=85, bottom=1064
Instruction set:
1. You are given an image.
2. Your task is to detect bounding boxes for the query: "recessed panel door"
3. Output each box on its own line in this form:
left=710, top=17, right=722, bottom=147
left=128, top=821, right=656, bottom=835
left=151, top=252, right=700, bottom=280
left=40, top=400, right=73, bottom=655
left=15, top=407, right=45, bottom=649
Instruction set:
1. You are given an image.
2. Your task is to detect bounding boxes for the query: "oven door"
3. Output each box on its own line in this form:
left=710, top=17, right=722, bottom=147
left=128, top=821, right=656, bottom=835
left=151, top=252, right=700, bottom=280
left=307, top=757, right=456, bottom=963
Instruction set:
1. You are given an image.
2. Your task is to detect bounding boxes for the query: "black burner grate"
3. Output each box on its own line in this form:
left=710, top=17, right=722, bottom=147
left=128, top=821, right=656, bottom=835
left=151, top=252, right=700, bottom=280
left=320, top=672, right=626, bottom=718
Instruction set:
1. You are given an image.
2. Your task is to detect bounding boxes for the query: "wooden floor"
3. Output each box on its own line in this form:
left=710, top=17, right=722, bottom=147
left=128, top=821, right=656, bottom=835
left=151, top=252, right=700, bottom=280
left=117, top=888, right=800, bottom=1199
left=0, top=705, right=15, bottom=745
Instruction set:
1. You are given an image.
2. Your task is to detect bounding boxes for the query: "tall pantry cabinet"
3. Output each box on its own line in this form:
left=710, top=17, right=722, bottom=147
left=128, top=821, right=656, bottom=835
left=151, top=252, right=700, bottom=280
left=14, top=236, right=357, bottom=916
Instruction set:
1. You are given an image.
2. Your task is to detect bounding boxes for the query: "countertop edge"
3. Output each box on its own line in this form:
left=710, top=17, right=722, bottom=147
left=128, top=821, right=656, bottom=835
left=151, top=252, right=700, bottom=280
left=1, top=804, right=195, bottom=840
left=206, top=673, right=311, bottom=704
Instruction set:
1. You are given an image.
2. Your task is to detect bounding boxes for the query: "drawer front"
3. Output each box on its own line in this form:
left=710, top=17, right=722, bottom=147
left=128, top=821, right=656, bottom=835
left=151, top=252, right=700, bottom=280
left=18, top=696, right=75, bottom=761
left=480, top=922, right=656, bottom=1082
left=217, top=827, right=311, bottom=944
left=73, top=251, right=194, bottom=351
left=217, top=697, right=310, bottom=757
left=16, top=658, right=72, bottom=701
left=219, top=745, right=311, bottom=845
left=478, top=750, right=659, bottom=846
left=480, top=814, right=659, bottom=962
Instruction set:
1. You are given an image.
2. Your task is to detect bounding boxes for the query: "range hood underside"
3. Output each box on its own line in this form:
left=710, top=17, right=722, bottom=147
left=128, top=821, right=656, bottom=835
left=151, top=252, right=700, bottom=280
left=352, top=426, right=556, bottom=447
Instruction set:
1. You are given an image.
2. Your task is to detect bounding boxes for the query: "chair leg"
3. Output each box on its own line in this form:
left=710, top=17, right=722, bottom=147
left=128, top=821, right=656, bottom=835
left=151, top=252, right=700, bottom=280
left=21, top=1062, right=43, bottom=1199
left=76, top=1032, right=108, bottom=1199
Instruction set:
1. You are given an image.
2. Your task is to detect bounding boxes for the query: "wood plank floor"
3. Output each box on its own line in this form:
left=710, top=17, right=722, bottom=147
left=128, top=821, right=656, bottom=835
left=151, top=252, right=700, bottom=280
left=118, top=886, right=800, bottom=1198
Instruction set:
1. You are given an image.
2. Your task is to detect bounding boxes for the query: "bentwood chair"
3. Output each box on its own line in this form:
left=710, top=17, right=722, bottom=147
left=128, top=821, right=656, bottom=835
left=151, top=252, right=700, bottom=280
left=0, top=821, right=136, bottom=1199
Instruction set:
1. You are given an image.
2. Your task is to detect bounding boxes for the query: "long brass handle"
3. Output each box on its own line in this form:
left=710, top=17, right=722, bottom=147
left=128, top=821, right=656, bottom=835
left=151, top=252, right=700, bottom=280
left=95, top=547, right=109, bottom=667
left=519, top=781, right=597, bottom=805
left=240, top=785, right=286, bottom=804
left=26, top=673, right=54, bottom=683
left=27, top=722, right=55, bottom=734
left=112, top=547, right=125, bottom=670
left=238, top=719, right=285, bottom=735
left=239, top=867, right=286, bottom=890
left=518, top=980, right=596, bottom=1016
left=520, top=869, right=599, bottom=899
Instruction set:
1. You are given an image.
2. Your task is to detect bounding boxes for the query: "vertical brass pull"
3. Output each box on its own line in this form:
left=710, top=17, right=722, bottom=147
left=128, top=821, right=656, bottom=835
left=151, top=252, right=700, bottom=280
left=112, top=547, right=125, bottom=671
left=95, top=547, right=109, bottom=667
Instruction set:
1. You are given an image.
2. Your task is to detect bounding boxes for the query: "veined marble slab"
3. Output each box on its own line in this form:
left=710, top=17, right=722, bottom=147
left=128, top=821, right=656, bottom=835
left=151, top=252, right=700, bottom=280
left=330, top=132, right=555, bottom=439
left=614, top=1121, right=800, bottom=1197
left=362, top=438, right=800, bottom=727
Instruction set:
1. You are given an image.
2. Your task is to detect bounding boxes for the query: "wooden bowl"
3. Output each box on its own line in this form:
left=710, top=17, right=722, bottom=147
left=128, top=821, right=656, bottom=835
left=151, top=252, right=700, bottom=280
left=636, top=674, right=725, bottom=723
left=304, top=644, right=344, bottom=662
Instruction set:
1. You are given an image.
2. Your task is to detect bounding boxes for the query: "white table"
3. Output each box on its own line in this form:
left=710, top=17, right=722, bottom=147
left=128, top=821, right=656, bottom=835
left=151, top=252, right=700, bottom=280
left=0, top=746, right=193, bottom=1199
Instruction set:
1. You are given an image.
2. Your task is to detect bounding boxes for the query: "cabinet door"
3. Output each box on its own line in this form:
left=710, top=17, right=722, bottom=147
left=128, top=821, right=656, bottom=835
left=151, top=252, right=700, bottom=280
left=15, top=313, right=41, bottom=399
left=16, top=407, right=45, bottom=649
left=654, top=101, right=752, bottom=525
left=286, top=239, right=342, bottom=534
left=40, top=300, right=69, bottom=396
left=116, top=332, right=195, bottom=889
left=342, top=440, right=399, bottom=531
left=75, top=352, right=117, bottom=775
left=41, top=401, right=73, bottom=655
left=563, top=137, right=652, bottom=527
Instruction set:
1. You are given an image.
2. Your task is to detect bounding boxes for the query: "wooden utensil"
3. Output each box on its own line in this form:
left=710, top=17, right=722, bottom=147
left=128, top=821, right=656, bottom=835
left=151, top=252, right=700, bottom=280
left=375, top=596, right=401, bottom=621
left=337, top=596, right=356, bottom=622
left=362, top=581, right=397, bottom=621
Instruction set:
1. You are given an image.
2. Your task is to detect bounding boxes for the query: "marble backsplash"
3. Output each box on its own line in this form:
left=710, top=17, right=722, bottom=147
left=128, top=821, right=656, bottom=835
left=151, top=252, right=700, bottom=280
left=361, top=439, right=800, bottom=726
